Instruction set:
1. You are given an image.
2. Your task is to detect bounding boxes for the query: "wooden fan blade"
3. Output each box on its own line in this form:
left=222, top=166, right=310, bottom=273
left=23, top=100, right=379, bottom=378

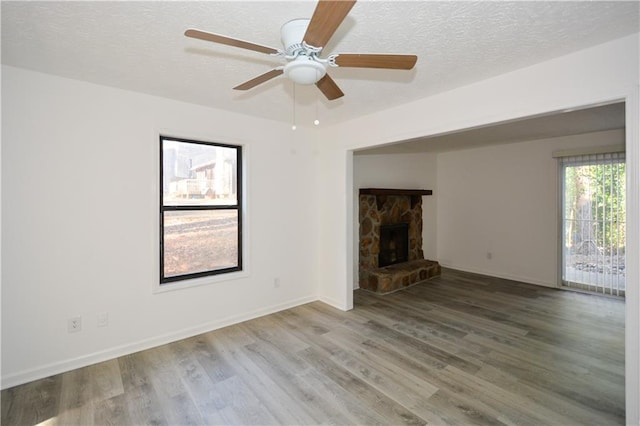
left=316, top=74, right=344, bottom=100
left=185, top=29, right=279, bottom=55
left=303, top=0, right=357, bottom=49
left=233, top=69, right=284, bottom=91
left=334, top=54, right=418, bottom=69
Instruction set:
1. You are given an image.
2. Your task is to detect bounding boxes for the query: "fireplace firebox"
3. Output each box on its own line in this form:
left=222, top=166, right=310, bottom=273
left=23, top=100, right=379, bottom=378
left=378, top=223, right=409, bottom=267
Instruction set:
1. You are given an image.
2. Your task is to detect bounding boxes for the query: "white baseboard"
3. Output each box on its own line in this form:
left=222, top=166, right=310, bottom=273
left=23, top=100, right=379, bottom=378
left=439, top=263, right=557, bottom=288
left=1, top=295, right=318, bottom=390
left=318, top=295, right=349, bottom=311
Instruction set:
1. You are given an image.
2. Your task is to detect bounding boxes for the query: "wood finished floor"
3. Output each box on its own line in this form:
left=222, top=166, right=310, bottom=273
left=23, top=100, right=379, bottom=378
left=2, top=269, right=625, bottom=425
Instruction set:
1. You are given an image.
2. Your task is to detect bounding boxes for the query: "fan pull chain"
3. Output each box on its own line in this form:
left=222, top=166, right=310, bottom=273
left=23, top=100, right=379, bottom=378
left=291, top=82, right=297, bottom=131
left=314, top=69, right=320, bottom=126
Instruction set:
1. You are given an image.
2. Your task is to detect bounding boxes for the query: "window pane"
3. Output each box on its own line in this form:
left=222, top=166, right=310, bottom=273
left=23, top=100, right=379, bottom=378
left=162, top=140, right=238, bottom=206
left=163, top=210, right=239, bottom=278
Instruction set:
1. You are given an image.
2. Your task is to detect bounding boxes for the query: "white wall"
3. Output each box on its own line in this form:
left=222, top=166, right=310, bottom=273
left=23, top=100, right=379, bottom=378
left=318, top=33, right=638, bottom=307
left=1, top=66, right=319, bottom=387
left=353, top=152, right=437, bottom=288
left=317, top=33, right=639, bottom=422
left=437, top=129, right=624, bottom=286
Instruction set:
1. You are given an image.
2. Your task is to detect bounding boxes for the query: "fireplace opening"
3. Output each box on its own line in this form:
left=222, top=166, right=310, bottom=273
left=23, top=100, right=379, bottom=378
left=378, top=223, right=409, bottom=267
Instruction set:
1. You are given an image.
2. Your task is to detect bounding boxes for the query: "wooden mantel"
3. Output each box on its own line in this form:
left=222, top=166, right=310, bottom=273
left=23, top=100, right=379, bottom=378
left=359, top=188, right=433, bottom=209
left=359, top=188, right=433, bottom=196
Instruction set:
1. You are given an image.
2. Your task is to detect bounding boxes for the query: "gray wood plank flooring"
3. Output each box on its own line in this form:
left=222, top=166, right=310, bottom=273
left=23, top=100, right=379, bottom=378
left=2, top=269, right=625, bottom=425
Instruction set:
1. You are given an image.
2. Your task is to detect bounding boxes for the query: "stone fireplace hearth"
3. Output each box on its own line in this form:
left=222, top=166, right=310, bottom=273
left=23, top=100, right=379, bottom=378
left=359, top=188, right=440, bottom=293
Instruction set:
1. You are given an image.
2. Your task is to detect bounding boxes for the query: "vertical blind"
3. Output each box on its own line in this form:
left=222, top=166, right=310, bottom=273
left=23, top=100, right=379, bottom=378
left=560, top=151, right=626, bottom=297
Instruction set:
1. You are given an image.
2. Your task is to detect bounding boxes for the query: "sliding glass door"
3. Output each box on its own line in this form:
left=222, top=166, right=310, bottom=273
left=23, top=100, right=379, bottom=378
left=560, top=152, right=626, bottom=296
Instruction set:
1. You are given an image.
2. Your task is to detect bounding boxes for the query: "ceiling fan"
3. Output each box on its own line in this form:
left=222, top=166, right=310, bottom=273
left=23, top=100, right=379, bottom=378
left=185, top=0, right=417, bottom=101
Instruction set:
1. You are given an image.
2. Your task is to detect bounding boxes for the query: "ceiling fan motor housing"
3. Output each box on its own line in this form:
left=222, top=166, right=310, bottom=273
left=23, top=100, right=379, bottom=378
left=281, top=19, right=311, bottom=54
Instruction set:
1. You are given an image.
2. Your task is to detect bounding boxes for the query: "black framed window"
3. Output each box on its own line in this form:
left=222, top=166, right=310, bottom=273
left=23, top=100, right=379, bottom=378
left=160, top=136, right=242, bottom=283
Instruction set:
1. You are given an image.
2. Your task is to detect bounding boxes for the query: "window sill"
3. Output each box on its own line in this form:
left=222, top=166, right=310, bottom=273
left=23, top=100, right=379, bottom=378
left=153, top=269, right=250, bottom=294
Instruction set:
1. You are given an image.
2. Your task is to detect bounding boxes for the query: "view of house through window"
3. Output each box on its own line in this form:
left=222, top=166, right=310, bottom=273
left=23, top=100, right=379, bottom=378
left=561, top=151, right=625, bottom=296
left=160, top=136, right=242, bottom=283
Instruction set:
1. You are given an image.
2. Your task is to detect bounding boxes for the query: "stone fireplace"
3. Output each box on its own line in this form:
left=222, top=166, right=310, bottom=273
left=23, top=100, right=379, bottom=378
left=359, top=188, right=440, bottom=293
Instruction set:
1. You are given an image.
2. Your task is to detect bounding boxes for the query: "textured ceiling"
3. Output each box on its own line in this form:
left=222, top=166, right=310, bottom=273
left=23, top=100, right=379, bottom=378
left=2, top=1, right=639, bottom=126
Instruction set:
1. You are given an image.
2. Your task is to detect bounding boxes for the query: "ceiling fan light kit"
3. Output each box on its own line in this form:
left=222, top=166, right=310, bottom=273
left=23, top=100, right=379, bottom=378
left=284, top=57, right=326, bottom=85
left=184, top=0, right=417, bottom=100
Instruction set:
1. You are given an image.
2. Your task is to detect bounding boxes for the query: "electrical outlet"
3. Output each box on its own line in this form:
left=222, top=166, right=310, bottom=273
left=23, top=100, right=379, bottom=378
left=97, top=312, right=109, bottom=328
left=68, top=317, right=82, bottom=333
left=274, top=277, right=280, bottom=288
left=486, top=251, right=493, bottom=260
